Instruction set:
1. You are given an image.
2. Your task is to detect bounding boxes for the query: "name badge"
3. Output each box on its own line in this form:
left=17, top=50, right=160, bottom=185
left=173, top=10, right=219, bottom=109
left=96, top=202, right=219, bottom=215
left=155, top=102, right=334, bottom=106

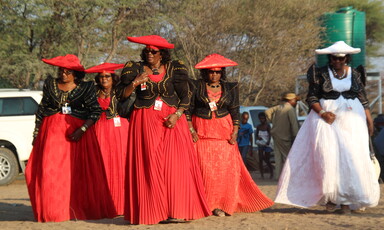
left=141, top=83, right=147, bottom=91
left=154, top=99, right=163, bottom=111
left=113, top=117, right=121, bottom=127
left=208, top=101, right=217, bottom=111
left=62, top=103, right=72, bottom=114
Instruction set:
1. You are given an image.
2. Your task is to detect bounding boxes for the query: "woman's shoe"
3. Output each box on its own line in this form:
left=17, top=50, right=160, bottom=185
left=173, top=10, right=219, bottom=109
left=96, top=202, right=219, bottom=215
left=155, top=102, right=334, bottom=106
left=159, top=218, right=187, bottom=224
left=213, top=209, right=225, bottom=217
left=325, top=202, right=337, bottom=213
left=340, top=205, right=351, bottom=215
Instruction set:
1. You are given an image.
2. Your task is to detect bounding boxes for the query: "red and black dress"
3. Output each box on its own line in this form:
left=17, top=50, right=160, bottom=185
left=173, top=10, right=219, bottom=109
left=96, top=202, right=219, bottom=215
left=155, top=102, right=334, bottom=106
left=186, top=79, right=274, bottom=215
left=94, top=90, right=129, bottom=215
left=119, top=61, right=211, bottom=225
left=25, top=76, right=116, bottom=222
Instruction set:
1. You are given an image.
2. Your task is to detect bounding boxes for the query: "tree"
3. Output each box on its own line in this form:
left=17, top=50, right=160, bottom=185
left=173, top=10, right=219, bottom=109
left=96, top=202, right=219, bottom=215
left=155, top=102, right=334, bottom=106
left=1, top=0, right=383, bottom=108
left=0, top=0, right=154, bottom=88
left=158, top=0, right=332, bottom=105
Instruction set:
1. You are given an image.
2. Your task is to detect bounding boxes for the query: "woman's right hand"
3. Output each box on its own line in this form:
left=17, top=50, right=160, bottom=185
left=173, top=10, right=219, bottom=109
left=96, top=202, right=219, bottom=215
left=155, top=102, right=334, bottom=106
left=133, top=72, right=149, bottom=86
left=321, top=111, right=336, bottom=124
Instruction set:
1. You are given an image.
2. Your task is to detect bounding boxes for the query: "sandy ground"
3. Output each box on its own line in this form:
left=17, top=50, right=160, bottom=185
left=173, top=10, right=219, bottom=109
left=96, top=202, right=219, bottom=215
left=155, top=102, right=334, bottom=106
left=1, top=174, right=383, bottom=230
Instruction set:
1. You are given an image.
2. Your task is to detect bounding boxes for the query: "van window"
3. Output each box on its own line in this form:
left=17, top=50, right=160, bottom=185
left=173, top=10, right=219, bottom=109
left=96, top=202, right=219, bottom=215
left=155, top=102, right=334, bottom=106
left=249, top=109, right=265, bottom=128
left=0, top=97, right=38, bottom=116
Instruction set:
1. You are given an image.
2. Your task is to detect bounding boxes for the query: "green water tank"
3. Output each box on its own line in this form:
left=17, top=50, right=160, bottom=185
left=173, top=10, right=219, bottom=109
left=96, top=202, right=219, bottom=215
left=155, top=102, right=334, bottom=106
left=316, top=6, right=366, bottom=68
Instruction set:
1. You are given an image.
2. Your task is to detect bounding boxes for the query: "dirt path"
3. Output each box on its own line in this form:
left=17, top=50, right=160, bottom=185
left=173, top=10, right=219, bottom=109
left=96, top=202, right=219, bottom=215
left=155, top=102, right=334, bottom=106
left=1, top=175, right=383, bottom=230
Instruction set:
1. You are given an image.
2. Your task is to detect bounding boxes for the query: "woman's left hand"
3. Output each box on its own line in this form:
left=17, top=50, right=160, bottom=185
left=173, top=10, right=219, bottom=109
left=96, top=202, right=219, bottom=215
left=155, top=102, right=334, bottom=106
left=164, top=113, right=178, bottom=128
left=228, top=132, right=237, bottom=145
left=68, top=128, right=85, bottom=142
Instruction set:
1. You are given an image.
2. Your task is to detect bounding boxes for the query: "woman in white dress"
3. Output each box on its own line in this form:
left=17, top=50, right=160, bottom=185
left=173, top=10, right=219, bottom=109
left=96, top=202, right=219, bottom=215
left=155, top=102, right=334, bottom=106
left=275, top=41, right=380, bottom=214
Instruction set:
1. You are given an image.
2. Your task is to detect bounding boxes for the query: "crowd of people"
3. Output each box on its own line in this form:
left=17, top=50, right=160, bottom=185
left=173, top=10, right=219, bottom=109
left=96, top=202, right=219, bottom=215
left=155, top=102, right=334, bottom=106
left=24, top=36, right=381, bottom=224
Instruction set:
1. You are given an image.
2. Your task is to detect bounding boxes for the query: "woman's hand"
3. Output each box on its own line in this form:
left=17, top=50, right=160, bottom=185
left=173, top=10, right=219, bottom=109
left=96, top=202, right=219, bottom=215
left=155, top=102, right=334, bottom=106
left=321, top=112, right=336, bottom=124
left=188, top=121, right=198, bottom=142
left=164, top=113, right=178, bottom=128
left=228, top=132, right=237, bottom=145
left=191, top=132, right=199, bottom=142
left=133, top=72, right=149, bottom=86
left=68, top=128, right=85, bottom=142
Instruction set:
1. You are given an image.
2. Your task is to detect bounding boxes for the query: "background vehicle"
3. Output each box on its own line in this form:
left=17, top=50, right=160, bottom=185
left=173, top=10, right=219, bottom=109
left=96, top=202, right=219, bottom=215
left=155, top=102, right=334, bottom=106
left=0, top=89, right=42, bottom=185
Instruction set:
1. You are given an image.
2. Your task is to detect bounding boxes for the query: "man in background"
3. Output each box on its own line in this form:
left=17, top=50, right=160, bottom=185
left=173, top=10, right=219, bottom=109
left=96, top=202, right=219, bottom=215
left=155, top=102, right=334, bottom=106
left=265, top=93, right=300, bottom=180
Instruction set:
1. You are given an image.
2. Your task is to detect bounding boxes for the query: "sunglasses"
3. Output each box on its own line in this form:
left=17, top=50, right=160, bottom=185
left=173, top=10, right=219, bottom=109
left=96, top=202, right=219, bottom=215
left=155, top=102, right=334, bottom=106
left=59, top=68, right=74, bottom=75
left=208, top=70, right=222, bottom=74
left=144, top=49, right=160, bottom=55
left=330, top=56, right=346, bottom=61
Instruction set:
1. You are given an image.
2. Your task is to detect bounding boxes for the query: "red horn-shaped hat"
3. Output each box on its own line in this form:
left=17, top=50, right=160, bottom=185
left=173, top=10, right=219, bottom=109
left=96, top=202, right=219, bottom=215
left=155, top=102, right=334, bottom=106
left=127, top=35, right=175, bottom=49
left=85, top=63, right=125, bottom=74
left=195, top=53, right=238, bottom=69
left=42, top=54, right=85, bottom=71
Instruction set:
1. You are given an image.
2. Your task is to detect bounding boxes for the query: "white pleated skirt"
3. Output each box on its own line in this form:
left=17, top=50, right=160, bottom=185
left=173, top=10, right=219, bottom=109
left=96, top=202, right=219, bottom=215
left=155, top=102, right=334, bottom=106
left=275, top=96, right=380, bottom=209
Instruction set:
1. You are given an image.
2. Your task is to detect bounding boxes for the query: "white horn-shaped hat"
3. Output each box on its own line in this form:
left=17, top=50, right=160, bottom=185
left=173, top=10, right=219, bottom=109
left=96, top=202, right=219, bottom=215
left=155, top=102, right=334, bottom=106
left=315, top=41, right=361, bottom=57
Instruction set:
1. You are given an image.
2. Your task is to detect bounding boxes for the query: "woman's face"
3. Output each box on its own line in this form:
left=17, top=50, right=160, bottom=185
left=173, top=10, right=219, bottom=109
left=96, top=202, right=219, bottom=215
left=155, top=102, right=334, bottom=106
left=58, top=68, right=75, bottom=83
left=330, top=55, right=346, bottom=70
left=145, top=48, right=162, bottom=66
left=207, top=68, right=222, bottom=84
left=99, top=72, right=113, bottom=90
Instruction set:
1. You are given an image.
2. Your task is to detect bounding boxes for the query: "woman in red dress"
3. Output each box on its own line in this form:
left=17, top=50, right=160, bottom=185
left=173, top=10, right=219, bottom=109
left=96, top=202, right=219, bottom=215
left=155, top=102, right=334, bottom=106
left=25, top=55, right=116, bottom=222
left=118, top=35, right=211, bottom=224
left=186, top=54, right=274, bottom=217
left=85, top=63, right=129, bottom=215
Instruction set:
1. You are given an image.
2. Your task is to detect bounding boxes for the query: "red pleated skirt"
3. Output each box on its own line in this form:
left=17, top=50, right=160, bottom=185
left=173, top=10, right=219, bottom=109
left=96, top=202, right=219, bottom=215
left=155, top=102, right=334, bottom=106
left=124, top=103, right=211, bottom=225
left=25, top=113, right=116, bottom=222
left=94, top=98, right=129, bottom=215
left=192, top=114, right=274, bottom=215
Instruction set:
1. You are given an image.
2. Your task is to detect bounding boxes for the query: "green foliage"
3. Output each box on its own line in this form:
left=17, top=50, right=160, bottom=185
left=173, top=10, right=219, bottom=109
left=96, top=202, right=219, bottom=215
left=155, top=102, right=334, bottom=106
left=0, top=0, right=383, bottom=105
left=0, top=0, right=154, bottom=88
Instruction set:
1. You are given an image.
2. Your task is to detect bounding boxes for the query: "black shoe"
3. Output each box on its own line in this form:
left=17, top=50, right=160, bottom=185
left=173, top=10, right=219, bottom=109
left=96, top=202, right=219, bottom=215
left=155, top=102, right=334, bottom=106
left=159, top=218, right=187, bottom=224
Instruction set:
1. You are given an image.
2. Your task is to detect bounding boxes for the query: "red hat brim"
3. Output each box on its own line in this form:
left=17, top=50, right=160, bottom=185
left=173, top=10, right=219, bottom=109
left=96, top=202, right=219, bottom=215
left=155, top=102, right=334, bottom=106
left=194, top=53, right=238, bottom=69
left=42, top=54, right=85, bottom=72
left=85, top=63, right=125, bottom=74
left=127, top=35, right=174, bottom=49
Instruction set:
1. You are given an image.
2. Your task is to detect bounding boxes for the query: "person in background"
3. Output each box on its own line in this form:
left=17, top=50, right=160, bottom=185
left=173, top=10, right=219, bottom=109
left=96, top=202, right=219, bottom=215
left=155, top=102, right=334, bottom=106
left=237, top=111, right=254, bottom=163
left=275, top=41, right=380, bottom=214
left=25, top=54, right=116, bottom=222
left=265, top=93, right=300, bottom=180
left=255, top=112, right=273, bottom=179
left=85, top=63, right=129, bottom=215
left=118, top=35, right=211, bottom=225
left=187, top=53, right=274, bottom=217
left=373, top=114, right=384, bottom=182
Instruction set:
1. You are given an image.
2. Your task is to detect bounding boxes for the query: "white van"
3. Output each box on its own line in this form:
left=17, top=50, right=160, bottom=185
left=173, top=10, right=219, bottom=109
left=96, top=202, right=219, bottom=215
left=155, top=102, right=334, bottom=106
left=0, top=89, right=42, bottom=185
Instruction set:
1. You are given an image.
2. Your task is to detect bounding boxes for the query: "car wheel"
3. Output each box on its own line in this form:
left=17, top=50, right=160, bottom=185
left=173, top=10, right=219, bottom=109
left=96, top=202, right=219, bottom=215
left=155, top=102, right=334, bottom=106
left=0, top=148, right=19, bottom=185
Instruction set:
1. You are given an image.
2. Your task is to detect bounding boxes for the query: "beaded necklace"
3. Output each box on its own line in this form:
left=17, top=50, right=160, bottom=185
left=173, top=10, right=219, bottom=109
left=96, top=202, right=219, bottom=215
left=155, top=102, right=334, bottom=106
left=331, top=67, right=347, bottom=80
left=207, top=83, right=220, bottom=88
